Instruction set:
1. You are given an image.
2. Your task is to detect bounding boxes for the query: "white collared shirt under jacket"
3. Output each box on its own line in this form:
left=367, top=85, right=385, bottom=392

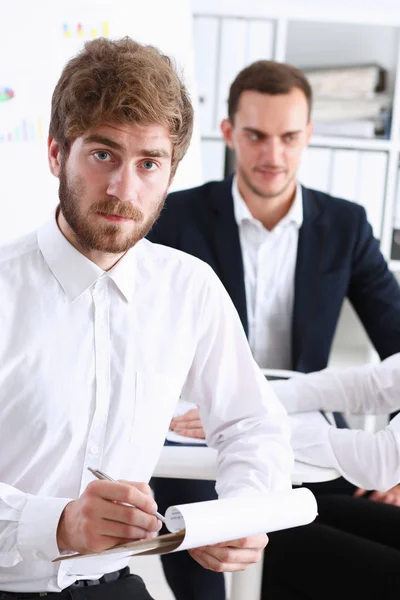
left=232, top=177, right=303, bottom=370
left=0, top=215, right=293, bottom=592
left=270, top=353, right=400, bottom=491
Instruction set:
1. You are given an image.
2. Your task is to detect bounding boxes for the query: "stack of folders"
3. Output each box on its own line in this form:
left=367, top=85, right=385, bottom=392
left=304, top=64, right=391, bottom=139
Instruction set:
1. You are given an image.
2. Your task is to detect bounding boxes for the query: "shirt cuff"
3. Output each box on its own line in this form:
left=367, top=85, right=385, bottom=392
left=290, top=420, right=339, bottom=469
left=18, top=496, right=72, bottom=562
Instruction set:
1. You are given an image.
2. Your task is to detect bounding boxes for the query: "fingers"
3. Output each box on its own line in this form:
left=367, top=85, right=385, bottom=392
left=101, top=497, right=161, bottom=532
left=369, top=489, right=400, bottom=506
left=57, top=480, right=162, bottom=554
left=87, top=480, right=157, bottom=515
left=172, top=426, right=206, bottom=439
left=170, top=409, right=202, bottom=430
left=189, top=534, right=268, bottom=573
left=170, top=409, right=206, bottom=439
left=353, top=487, right=367, bottom=498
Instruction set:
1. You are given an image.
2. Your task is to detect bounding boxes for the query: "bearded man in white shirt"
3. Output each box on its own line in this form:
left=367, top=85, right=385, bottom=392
left=0, top=37, right=294, bottom=599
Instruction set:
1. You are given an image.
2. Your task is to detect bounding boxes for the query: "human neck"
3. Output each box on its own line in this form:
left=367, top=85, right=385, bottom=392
left=237, top=177, right=297, bottom=231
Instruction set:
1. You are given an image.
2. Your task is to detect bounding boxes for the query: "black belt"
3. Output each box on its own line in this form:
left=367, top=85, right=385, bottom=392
left=0, top=567, right=128, bottom=598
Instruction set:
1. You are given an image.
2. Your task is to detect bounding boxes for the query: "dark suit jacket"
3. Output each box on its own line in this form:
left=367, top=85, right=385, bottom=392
left=147, top=175, right=400, bottom=372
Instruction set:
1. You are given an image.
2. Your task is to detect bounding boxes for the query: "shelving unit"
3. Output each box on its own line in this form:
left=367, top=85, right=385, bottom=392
left=190, top=0, right=400, bottom=380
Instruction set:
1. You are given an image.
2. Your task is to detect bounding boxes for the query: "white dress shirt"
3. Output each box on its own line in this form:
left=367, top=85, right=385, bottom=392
left=232, top=177, right=303, bottom=369
left=270, top=353, right=400, bottom=491
left=0, top=214, right=293, bottom=592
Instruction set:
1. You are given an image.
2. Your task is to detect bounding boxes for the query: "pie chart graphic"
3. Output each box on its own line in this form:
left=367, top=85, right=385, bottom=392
left=0, top=88, right=15, bottom=102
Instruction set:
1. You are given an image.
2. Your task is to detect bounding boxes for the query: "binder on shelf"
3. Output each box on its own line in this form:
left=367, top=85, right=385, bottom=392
left=201, top=139, right=226, bottom=183
left=216, top=18, right=248, bottom=126
left=329, top=149, right=360, bottom=202
left=297, top=147, right=332, bottom=193
left=193, top=16, right=220, bottom=134
left=357, top=151, right=387, bottom=241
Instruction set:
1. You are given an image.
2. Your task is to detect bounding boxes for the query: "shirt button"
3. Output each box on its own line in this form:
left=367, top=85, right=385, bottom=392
left=90, top=445, right=99, bottom=455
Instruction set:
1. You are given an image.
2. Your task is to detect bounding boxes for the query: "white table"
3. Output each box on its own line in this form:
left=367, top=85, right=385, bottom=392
left=152, top=445, right=339, bottom=600
left=153, top=445, right=339, bottom=486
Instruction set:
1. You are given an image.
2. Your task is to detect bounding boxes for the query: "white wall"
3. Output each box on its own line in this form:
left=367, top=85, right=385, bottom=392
left=0, top=0, right=201, bottom=243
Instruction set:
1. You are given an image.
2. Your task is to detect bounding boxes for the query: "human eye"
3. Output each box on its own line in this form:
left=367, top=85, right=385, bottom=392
left=141, top=159, right=158, bottom=171
left=247, top=131, right=260, bottom=142
left=93, top=150, right=112, bottom=161
left=283, top=133, right=298, bottom=144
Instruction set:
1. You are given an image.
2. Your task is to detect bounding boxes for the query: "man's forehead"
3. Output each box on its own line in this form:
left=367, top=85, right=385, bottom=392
left=234, top=90, right=309, bottom=130
left=77, top=122, right=173, bottom=154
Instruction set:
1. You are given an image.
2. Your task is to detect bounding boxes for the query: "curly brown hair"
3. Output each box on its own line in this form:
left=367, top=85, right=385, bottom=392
left=228, top=60, right=312, bottom=122
left=49, top=36, right=193, bottom=175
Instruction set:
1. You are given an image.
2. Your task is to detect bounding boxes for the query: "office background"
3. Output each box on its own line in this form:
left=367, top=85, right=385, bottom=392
left=1, top=1, right=400, bottom=595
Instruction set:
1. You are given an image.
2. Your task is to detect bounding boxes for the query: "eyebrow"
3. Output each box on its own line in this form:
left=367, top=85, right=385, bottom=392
left=242, top=127, right=302, bottom=138
left=82, top=134, right=171, bottom=158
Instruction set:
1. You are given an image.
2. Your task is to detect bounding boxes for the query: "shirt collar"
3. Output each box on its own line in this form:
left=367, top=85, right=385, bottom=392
left=232, top=175, right=303, bottom=230
left=38, top=212, right=138, bottom=303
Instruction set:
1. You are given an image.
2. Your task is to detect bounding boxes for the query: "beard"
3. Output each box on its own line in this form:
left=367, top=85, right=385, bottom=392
left=58, top=164, right=166, bottom=254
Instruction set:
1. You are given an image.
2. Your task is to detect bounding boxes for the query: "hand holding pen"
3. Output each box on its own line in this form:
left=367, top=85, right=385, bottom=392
left=88, top=467, right=166, bottom=524
left=57, top=467, right=164, bottom=555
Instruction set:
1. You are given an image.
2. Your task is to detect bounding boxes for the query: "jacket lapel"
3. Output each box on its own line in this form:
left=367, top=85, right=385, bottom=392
left=209, top=176, right=248, bottom=335
left=292, top=186, right=327, bottom=369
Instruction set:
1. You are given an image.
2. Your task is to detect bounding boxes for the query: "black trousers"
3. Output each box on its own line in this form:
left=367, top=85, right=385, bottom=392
left=0, top=568, right=155, bottom=600
left=262, top=493, right=400, bottom=599
left=152, top=476, right=400, bottom=600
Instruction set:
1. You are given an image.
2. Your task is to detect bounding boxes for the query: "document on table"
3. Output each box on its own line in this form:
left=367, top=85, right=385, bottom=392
left=53, top=488, right=317, bottom=566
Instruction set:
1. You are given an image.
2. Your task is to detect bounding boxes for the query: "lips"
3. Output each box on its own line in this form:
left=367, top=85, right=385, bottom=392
left=98, top=212, right=133, bottom=221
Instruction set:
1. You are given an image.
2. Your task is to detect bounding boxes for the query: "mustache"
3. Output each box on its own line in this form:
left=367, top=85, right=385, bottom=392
left=90, top=198, right=144, bottom=221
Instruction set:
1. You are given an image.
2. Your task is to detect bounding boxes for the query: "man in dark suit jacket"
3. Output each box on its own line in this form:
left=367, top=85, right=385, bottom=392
left=148, top=175, right=400, bottom=372
left=148, top=60, right=400, bottom=600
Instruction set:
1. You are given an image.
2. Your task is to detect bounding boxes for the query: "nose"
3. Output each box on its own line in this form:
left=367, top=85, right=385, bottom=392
left=106, top=164, right=139, bottom=202
left=261, top=137, right=283, bottom=165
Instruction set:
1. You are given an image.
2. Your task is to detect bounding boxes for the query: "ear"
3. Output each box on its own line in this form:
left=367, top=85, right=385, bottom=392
left=305, top=120, right=313, bottom=146
left=220, top=119, right=234, bottom=150
left=48, top=136, right=62, bottom=178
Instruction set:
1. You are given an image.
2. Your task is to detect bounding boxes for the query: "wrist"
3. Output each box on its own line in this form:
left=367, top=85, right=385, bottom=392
left=56, top=500, right=75, bottom=552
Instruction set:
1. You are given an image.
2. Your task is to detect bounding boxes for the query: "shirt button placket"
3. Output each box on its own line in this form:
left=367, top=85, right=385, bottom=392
left=80, top=278, right=111, bottom=492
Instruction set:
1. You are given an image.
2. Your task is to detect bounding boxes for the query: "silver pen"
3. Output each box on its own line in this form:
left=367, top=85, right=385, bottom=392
left=88, top=466, right=167, bottom=524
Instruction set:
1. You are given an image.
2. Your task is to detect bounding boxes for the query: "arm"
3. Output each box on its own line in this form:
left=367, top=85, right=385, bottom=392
left=269, top=353, right=400, bottom=416
left=181, top=268, right=292, bottom=571
left=172, top=352, right=400, bottom=435
left=269, top=355, right=400, bottom=490
left=0, top=480, right=160, bottom=566
left=288, top=415, right=400, bottom=492
left=181, top=267, right=294, bottom=498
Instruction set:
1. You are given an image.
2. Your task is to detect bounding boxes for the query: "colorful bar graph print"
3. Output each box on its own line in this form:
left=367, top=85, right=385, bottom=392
left=0, top=118, right=43, bottom=143
left=63, top=21, right=110, bottom=39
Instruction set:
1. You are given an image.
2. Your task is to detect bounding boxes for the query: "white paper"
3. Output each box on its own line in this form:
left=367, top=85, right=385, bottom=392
left=166, top=488, right=317, bottom=551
